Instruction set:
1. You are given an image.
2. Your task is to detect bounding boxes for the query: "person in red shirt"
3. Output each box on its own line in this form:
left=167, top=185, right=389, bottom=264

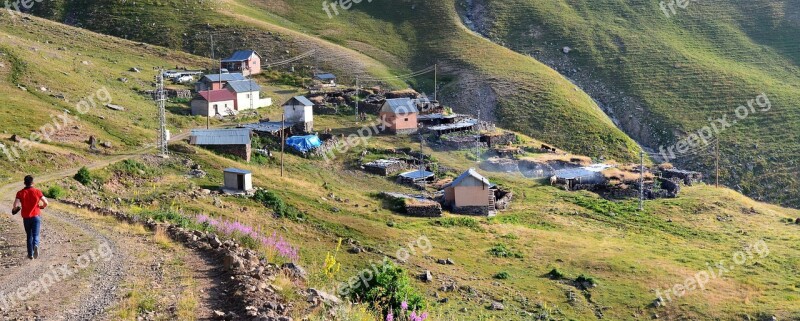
left=11, top=175, right=48, bottom=260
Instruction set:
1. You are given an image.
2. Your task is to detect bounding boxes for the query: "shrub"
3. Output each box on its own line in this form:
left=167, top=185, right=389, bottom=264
left=74, top=167, right=92, bottom=185
left=547, top=268, right=565, bottom=280
left=44, top=186, right=65, bottom=199
left=494, top=271, right=511, bottom=280
left=253, top=189, right=305, bottom=220
left=112, top=159, right=159, bottom=178
left=432, top=217, right=483, bottom=231
left=488, top=244, right=523, bottom=258
left=348, top=261, right=426, bottom=316
left=575, top=274, right=597, bottom=287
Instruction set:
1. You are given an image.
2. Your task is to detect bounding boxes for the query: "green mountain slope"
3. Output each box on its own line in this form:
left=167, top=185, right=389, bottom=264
left=460, top=0, right=800, bottom=207
left=26, top=0, right=643, bottom=162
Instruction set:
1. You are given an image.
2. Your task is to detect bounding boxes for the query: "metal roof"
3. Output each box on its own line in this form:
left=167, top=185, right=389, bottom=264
left=226, top=80, right=261, bottom=93
left=445, top=168, right=491, bottom=188
left=221, top=50, right=259, bottom=63
left=427, top=119, right=478, bottom=131
left=197, top=89, right=237, bottom=102
left=240, top=121, right=295, bottom=133
left=190, top=128, right=251, bottom=145
left=554, top=165, right=611, bottom=180
left=224, top=168, right=252, bottom=175
left=284, top=96, right=314, bottom=107
left=202, top=73, right=246, bottom=83
left=382, top=98, right=419, bottom=114
left=399, top=170, right=434, bottom=180
left=314, top=73, right=336, bottom=80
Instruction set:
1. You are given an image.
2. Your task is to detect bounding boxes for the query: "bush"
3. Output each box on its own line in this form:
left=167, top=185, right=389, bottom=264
left=494, top=271, right=511, bottom=280
left=547, top=268, right=565, bottom=280
left=432, top=217, right=483, bottom=231
left=74, top=167, right=92, bottom=185
left=44, top=186, right=65, bottom=199
left=112, top=159, right=159, bottom=178
left=347, top=261, right=426, bottom=316
left=575, top=274, right=597, bottom=287
left=253, top=189, right=305, bottom=220
left=488, top=244, right=523, bottom=258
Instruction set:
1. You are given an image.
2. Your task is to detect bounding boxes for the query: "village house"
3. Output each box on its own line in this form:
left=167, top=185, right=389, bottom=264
left=313, top=73, right=337, bottom=88
left=189, top=128, right=252, bottom=162
left=195, top=73, right=246, bottom=92
left=223, top=168, right=254, bottom=194
left=190, top=89, right=237, bottom=116
left=221, top=50, right=262, bottom=76
left=226, top=79, right=272, bottom=111
left=442, top=168, right=511, bottom=216
left=283, top=96, right=315, bottom=133
left=380, top=98, right=419, bottom=135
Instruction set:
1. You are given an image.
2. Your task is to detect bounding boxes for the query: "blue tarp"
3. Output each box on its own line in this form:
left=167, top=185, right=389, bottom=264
left=286, top=135, right=322, bottom=153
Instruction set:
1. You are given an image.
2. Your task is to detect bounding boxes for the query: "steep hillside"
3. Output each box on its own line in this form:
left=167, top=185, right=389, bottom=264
left=458, top=0, right=800, bottom=207
left=25, top=0, right=643, bottom=162
left=0, top=12, right=219, bottom=182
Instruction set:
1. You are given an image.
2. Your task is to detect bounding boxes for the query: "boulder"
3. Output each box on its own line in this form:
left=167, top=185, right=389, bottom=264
left=489, top=301, right=505, bottom=310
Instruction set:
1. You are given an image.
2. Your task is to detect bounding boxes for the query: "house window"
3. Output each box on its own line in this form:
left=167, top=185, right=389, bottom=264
left=246, top=94, right=250, bottom=99
left=404, top=118, right=409, bottom=121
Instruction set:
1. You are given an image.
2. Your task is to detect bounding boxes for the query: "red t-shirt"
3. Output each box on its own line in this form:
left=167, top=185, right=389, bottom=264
left=16, top=187, right=43, bottom=219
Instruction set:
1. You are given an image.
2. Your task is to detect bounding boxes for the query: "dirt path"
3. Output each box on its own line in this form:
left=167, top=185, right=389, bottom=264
left=0, top=131, right=228, bottom=320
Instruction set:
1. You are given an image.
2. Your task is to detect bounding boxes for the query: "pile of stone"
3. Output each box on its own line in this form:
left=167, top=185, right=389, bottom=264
left=58, top=199, right=332, bottom=321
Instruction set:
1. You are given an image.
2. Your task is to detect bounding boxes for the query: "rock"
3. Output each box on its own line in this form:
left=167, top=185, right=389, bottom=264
left=437, top=259, right=447, bottom=265
left=446, top=258, right=455, bottom=265
left=81, top=60, right=89, bottom=65
left=348, top=246, right=362, bottom=254
left=489, top=301, right=505, bottom=310
left=212, top=310, right=225, bottom=318
left=100, top=141, right=112, bottom=148
left=10, top=134, right=21, bottom=142
left=130, top=67, right=141, bottom=73
left=201, top=189, right=212, bottom=195
left=282, top=262, right=307, bottom=280
left=308, top=288, right=342, bottom=306
left=223, top=253, right=243, bottom=271
left=105, top=103, right=125, bottom=111
left=562, top=46, right=572, bottom=54
left=209, top=235, right=222, bottom=249
left=421, top=270, right=433, bottom=282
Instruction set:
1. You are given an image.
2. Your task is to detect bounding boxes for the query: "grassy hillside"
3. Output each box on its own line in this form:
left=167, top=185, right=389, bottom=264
left=52, top=112, right=800, bottom=320
left=25, top=0, right=643, bottom=163
left=461, top=0, right=800, bottom=207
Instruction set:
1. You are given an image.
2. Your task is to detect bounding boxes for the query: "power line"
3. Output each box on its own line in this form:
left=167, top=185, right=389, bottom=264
left=264, top=50, right=316, bottom=68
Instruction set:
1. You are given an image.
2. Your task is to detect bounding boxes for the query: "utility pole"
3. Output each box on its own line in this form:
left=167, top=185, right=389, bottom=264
left=281, top=114, right=285, bottom=177
left=156, top=70, right=168, bottom=157
left=639, top=151, right=645, bottom=211
left=207, top=34, right=214, bottom=129
left=475, top=109, right=481, bottom=163
left=419, top=131, right=425, bottom=192
left=715, top=139, right=720, bottom=188
left=355, top=75, right=359, bottom=122
left=433, top=63, right=437, bottom=102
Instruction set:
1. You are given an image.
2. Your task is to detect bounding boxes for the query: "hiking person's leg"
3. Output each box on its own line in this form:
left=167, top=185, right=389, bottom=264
left=31, top=216, right=41, bottom=258
left=23, top=218, right=33, bottom=259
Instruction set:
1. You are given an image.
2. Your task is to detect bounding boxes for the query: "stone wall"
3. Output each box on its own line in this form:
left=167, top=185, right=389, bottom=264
left=451, top=205, right=491, bottom=216
left=406, top=203, right=443, bottom=217
left=203, top=144, right=251, bottom=162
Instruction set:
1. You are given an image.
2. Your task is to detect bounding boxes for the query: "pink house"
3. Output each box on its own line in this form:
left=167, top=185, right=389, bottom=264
left=221, top=50, right=262, bottom=76
left=379, top=98, right=419, bottom=135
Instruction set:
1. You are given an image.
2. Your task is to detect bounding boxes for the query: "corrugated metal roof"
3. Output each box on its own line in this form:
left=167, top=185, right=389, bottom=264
left=314, top=73, right=336, bottom=80
left=226, top=80, right=261, bottom=93
left=190, top=128, right=251, bottom=145
left=202, top=73, right=246, bottom=83
left=241, top=121, right=295, bottom=133
left=284, top=96, right=314, bottom=107
left=399, top=170, right=434, bottom=180
left=197, top=89, right=237, bottom=102
left=382, top=98, right=419, bottom=114
left=221, top=50, right=259, bottom=63
left=428, top=119, right=478, bottom=131
left=445, top=168, right=491, bottom=188
left=224, top=168, right=252, bottom=175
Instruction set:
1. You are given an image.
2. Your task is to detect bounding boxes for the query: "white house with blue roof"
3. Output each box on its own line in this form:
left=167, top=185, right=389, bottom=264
left=225, top=79, right=272, bottom=111
left=283, top=96, right=315, bottom=133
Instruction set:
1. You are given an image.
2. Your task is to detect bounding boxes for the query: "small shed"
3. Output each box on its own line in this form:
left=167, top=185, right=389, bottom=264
left=379, top=98, right=419, bottom=135
left=442, top=168, right=498, bottom=216
left=223, top=168, right=253, bottom=193
left=190, top=128, right=252, bottom=162
left=283, top=96, right=314, bottom=133
left=221, top=50, right=262, bottom=76
left=313, top=73, right=337, bottom=87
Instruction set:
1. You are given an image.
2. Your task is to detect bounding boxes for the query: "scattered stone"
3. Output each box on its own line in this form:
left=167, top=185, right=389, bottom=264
left=100, top=141, right=112, bottom=148
left=105, top=103, right=125, bottom=111
left=562, top=46, right=572, bottom=54
left=421, top=270, right=433, bottom=282
left=130, top=67, right=141, bottom=73
left=10, top=134, right=21, bottom=142
left=489, top=301, right=505, bottom=310
left=307, top=288, right=342, bottom=306
left=81, top=60, right=89, bottom=65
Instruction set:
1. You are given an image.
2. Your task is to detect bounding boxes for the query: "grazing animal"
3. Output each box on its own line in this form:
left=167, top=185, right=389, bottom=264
left=550, top=175, right=558, bottom=186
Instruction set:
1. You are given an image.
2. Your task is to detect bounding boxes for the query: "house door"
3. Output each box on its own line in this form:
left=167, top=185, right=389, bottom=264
left=237, top=174, right=245, bottom=190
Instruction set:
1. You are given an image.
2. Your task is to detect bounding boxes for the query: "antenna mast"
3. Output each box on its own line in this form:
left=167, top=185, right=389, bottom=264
left=156, top=70, right=168, bottom=157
